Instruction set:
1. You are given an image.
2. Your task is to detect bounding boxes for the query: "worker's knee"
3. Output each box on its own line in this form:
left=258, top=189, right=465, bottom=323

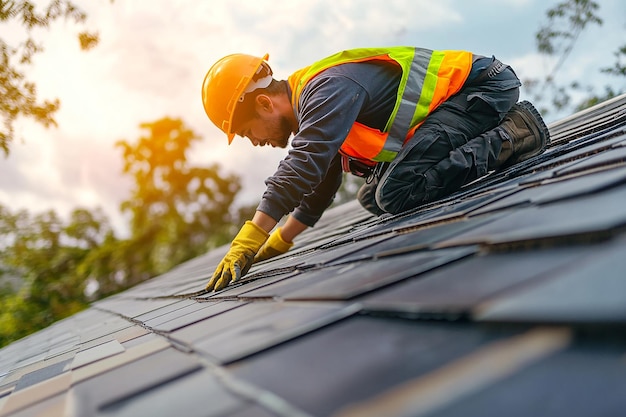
left=375, top=169, right=451, bottom=214
left=375, top=173, right=430, bottom=214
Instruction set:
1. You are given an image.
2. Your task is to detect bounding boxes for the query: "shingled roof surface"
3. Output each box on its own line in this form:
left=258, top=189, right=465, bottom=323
left=1, top=95, right=626, bottom=417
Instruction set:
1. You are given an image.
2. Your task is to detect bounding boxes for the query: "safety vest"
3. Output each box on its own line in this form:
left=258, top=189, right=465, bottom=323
left=287, top=47, right=473, bottom=163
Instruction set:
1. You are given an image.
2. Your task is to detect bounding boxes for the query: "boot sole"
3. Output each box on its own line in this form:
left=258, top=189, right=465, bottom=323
left=507, top=100, right=551, bottom=165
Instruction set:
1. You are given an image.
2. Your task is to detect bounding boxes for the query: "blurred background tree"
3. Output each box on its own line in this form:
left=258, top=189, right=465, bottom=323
left=0, top=0, right=100, bottom=156
left=116, top=117, right=241, bottom=276
left=0, top=206, right=112, bottom=345
left=0, top=116, right=244, bottom=347
left=524, top=0, right=625, bottom=116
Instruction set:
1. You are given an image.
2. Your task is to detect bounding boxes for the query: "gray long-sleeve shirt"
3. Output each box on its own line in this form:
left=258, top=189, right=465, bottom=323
left=256, top=60, right=401, bottom=227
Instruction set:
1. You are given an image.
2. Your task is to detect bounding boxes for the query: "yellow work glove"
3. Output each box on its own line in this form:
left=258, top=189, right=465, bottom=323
left=206, top=221, right=269, bottom=292
left=254, top=227, right=294, bottom=263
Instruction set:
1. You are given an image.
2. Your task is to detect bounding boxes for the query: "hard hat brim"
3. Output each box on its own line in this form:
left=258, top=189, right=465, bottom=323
left=225, top=53, right=270, bottom=144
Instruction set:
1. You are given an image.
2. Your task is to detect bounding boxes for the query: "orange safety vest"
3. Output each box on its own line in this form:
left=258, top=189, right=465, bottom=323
left=287, top=47, right=473, bottom=165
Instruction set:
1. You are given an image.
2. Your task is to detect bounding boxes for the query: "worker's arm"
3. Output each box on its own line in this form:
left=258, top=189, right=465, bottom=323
left=255, top=215, right=308, bottom=263
left=251, top=210, right=278, bottom=233
left=205, top=211, right=278, bottom=292
left=257, top=76, right=366, bottom=226
left=280, top=215, right=309, bottom=241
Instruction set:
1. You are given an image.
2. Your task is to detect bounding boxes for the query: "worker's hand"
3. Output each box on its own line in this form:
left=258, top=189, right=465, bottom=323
left=254, top=227, right=294, bottom=263
left=206, top=221, right=269, bottom=292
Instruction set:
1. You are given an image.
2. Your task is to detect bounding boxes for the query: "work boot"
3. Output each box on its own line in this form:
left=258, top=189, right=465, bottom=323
left=495, top=100, right=550, bottom=169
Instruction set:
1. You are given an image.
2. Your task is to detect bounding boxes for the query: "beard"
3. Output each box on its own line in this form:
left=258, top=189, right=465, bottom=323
left=273, top=114, right=293, bottom=148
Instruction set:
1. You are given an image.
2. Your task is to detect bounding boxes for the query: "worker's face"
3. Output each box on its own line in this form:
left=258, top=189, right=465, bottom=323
left=237, top=113, right=291, bottom=148
left=235, top=95, right=292, bottom=148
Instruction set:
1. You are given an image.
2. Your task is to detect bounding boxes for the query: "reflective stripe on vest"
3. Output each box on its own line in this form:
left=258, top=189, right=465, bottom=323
left=287, top=47, right=473, bottom=163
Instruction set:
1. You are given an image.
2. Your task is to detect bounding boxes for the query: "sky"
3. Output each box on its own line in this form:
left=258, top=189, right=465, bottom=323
left=1, top=0, right=624, bottom=237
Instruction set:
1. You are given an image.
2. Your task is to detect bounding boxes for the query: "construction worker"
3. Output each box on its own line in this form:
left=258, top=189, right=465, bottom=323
left=201, top=46, right=550, bottom=291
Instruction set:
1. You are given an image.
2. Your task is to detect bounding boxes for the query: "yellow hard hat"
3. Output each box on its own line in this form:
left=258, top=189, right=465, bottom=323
left=201, top=53, right=271, bottom=144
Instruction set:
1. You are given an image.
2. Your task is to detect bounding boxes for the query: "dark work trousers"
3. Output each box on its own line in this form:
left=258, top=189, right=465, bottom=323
left=358, top=65, right=521, bottom=216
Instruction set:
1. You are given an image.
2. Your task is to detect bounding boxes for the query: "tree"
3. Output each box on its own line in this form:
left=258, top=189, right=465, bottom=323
left=0, top=0, right=99, bottom=156
left=0, top=205, right=114, bottom=346
left=527, top=0, right=625, bottom=116
left=0, top=116, right=245, bottom=347
left=116, top=117, right=242, bottom=276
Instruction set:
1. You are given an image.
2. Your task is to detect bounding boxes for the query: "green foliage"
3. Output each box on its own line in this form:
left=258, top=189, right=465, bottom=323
left=528, top=0, right=625, bottom=116
left=0, top=0, right=99, bottom=156
left=0, top=117, right=244, bottom=347
left=602, top=44, right=626, bottom=77
left=0, top=205, right=112, bottom=346
left=535, top=0, right=602, bottom=60
left=116, top=117, right=241, bottom=276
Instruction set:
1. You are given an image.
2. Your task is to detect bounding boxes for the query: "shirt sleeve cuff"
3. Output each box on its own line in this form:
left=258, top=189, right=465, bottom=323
left=292, top=207, right=322, bottom=228
left=256, top=199, right=284, bottom=223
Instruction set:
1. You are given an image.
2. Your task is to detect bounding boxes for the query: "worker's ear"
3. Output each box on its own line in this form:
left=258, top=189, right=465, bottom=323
left=255, top=94, right=273, bottom=113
